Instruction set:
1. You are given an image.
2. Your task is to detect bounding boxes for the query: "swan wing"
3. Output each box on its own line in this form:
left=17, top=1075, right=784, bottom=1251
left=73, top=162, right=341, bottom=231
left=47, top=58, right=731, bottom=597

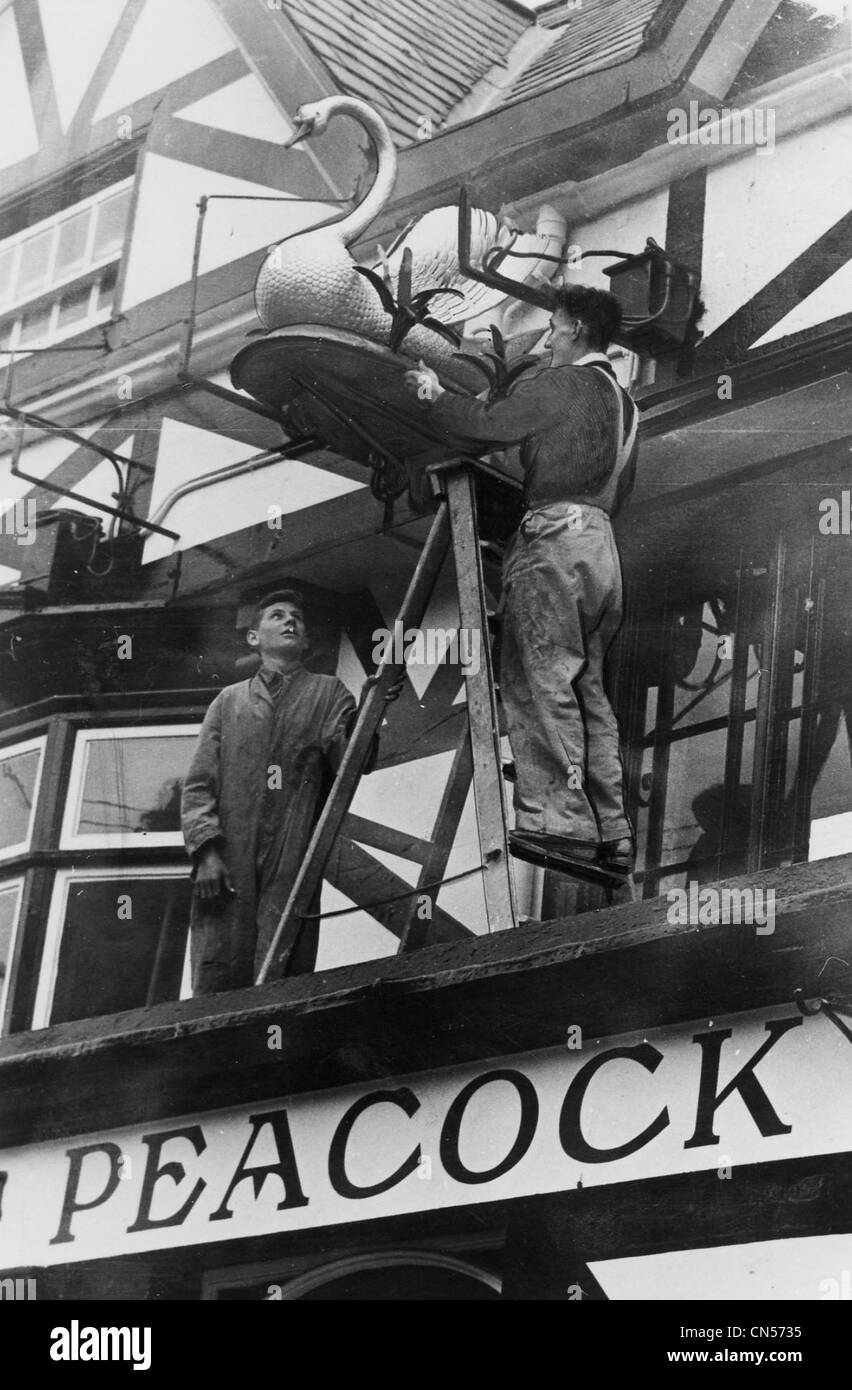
left=380, top=207, right=560, bottom=326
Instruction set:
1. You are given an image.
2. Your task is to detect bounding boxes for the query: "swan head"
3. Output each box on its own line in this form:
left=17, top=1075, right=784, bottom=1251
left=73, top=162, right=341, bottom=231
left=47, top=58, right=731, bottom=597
left=284, top=99, right=334, bottom=147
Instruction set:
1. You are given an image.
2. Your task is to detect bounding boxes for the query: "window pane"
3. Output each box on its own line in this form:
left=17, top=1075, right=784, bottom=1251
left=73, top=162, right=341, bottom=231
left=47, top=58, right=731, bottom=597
left=0, top=882, right=21, bottom=996
left=669, top=599, right=760, bottom=731
left=56, top=282, right=93, bottom=330
left=18, top=304, right=53, bottom=346
left=0, top=247, right=15, bottom=303
left=638, top=725, right=746, bottom=892
left=0, top=746, right=41, bottom=852
left=54, top=208, right=91, bottom=280
left=91, top=187, right=131, bottom=261
left=17, top=228, right=54, bottom=297
left=96, top=264, right=117, bottom=313
left=75, top=733, right=197, bottom=837
left=50, top=875, right=192, bottom=1024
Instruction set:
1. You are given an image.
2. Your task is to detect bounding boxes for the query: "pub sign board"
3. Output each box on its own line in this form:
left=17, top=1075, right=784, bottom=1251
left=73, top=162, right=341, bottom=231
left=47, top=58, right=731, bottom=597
left=0, top=1005, right=848, bottom=1268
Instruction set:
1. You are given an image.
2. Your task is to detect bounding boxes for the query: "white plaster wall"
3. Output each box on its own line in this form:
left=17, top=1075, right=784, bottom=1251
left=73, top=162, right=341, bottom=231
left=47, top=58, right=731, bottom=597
left=702, top=114, right=852, bottom=339
left=92, top=0, right=236, bottom=123
left=563, top=190, right=671, bottom=293
left=141, top=417, right=365, bottom=564
left=0, top=10, right=39, bottom=171
left=177, top=75, right=294, bottom=145
left=595, top=1232, right=852, bottom=1301
left=0, top=420, right=111, bottom=516
left=37, top=0, right=128, bottom=133
left=121, top=153, right=338, bottom=310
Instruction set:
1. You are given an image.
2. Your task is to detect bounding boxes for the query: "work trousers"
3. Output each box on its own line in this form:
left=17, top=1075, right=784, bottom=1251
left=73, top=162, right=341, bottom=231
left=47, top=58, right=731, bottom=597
left=501, top=501, right=632, bottom=843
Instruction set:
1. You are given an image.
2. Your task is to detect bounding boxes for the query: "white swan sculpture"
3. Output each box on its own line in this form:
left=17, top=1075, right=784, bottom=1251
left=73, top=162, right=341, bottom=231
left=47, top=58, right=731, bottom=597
left=255, top=95, right=567, bottom=366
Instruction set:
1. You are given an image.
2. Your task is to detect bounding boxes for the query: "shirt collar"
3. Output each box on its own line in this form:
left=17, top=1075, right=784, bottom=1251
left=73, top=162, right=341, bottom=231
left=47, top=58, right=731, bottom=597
left=258, top=663, right=302, bottom=689
left=575, top=352, right=612, bottom=367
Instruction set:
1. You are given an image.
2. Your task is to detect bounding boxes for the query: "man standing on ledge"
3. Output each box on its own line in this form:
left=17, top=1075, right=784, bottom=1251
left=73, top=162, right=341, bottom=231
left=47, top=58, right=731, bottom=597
left=405, top=284, right=639, bottom=878
left=181, top=590, right=359, bottom=993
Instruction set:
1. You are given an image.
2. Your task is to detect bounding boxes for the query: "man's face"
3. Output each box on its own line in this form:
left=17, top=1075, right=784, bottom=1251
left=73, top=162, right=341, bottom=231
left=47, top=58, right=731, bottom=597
left=544, top=307, right=580, bottom=356
left=248, top=601, right=308, bottom=660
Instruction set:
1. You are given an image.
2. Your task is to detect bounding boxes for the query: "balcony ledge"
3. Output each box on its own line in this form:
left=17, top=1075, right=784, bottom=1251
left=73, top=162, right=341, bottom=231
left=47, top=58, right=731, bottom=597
left=0, top=852, right=850, bottom=1147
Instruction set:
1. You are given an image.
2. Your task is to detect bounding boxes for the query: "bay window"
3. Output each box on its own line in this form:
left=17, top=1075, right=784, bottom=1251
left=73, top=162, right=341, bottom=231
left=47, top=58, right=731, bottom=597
left=0, top=878, right=24, bottom=1030
left=0, top=714, right=202, bottom=1031
left=0, top=180, right=133, bottom=353
left=33, top=866, right=192, bottom=1028
left=61, top=725, right=200, bottom=848
left=0, top=736, right=45, bottom=861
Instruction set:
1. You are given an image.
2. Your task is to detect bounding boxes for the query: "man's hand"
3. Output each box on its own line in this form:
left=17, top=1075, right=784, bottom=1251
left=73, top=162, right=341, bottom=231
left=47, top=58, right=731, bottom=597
left=403, top=360, right=443, bottom=404
left=385, top=670, right=405, bottom=704
left=194, top=844, right=234, bottom=903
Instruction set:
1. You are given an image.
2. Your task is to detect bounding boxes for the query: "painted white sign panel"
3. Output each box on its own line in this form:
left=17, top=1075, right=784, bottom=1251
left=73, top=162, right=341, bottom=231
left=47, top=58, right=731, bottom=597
left=0, top=1005, right=849, bottom=1268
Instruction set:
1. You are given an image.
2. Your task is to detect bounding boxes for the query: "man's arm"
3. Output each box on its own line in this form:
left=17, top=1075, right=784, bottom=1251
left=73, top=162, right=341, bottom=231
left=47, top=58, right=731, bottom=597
left=181, top=694, right=234, bottom=901
left=322, top=674, right=404, bottom=777
left=412, top=366, right=558, bottom=446
left=321, top=680, right=358, bottom=774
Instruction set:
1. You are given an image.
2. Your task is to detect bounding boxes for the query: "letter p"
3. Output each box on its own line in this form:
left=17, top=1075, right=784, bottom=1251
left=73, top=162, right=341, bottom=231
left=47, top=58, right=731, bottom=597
left=50, top=1142, right=123, bottom=1244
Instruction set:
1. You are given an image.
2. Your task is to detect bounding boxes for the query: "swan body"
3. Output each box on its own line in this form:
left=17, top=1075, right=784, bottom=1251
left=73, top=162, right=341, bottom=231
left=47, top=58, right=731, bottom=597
left=256, top=227, right=390, bottom=339
left=256, top=96, right=567, bottom=367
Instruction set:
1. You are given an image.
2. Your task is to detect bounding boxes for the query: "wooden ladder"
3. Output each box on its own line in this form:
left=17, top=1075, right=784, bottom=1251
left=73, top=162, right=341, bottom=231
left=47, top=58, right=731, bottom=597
left=255, top=458, right=517, bottom=984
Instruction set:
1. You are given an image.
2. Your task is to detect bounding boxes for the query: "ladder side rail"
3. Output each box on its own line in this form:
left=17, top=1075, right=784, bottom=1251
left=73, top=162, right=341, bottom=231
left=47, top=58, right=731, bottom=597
left=439, top=460, right=517, bottom=932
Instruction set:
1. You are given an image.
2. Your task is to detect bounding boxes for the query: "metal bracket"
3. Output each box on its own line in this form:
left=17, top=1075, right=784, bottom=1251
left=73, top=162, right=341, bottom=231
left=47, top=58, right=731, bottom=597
left=794, top=989, right=852, bottom=1046
left=0, top=402, right=178, bottom=540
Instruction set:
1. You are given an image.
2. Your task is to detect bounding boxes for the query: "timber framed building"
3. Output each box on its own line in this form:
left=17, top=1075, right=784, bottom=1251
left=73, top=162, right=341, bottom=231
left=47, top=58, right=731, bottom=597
left=0, top=0, right=849, bottom=1299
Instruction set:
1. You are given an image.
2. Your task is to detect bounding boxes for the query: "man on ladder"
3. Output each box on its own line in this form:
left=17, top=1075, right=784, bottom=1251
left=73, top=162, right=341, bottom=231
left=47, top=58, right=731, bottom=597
left=406, top=284, right=639, bottom=883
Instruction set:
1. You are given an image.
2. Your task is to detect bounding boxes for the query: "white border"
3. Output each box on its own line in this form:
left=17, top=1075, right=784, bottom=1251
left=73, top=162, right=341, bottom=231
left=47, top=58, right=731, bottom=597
left=0, top=877, right=24, bottom=1034
left=60, top=723, right=200, bottom=849
left=32, top=863, right=192, bottom=1030
left=0, top=735, right=46, bottom=863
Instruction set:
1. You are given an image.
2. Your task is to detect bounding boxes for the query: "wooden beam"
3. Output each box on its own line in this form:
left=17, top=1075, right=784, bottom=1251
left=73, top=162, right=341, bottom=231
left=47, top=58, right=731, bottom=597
left=323, top=836, right=471, bottom=945
left=205, top=0, right=355, bottom=200
left=504, top=1151, right=852, bottom=1277
left=695, top=208, right=852, bottom=371
left=398, top=727, right=474, bottom=952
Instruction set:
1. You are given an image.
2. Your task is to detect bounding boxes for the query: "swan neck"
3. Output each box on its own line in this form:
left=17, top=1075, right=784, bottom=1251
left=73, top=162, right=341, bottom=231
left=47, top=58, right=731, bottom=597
left=331, top=97, right=397, bottom=245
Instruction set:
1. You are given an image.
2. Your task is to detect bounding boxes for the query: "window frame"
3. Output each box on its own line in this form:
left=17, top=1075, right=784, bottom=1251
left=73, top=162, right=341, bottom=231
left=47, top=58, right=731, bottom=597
left=32, top=862, right=193, bottom=1030
left=0, top=876, right=25, bottom=1034
left=59, top=723, right=201, bottom=850
left=0, top=178, right=133, bottom=354
left=0, top=734, right=47, bottom=864
left=0, top=179, right=133, bottom=313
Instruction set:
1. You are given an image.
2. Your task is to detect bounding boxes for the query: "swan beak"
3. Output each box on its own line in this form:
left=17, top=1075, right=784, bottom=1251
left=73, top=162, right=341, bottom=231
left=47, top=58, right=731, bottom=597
left=284, top=120, right=312, bottom=149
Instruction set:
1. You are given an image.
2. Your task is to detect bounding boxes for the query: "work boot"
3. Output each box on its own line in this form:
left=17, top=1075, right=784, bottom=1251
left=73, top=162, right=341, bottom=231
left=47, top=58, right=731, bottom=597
left=510, top=830, right=601, bottom=863
left=607, top=874, right=638, bottom=906
left=598, top=836, right=635, bottom=872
